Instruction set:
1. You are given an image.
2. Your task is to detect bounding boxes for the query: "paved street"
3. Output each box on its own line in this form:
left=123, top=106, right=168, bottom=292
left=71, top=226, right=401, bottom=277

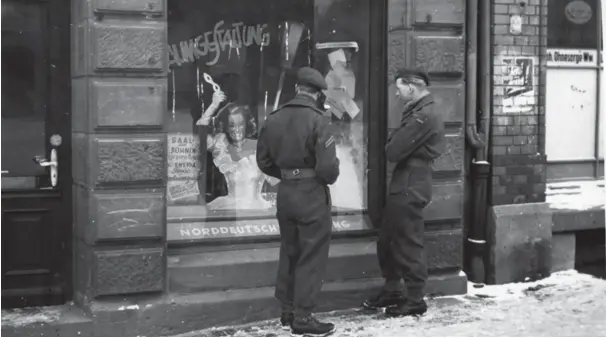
left=180, top=270, right=606, bottom=337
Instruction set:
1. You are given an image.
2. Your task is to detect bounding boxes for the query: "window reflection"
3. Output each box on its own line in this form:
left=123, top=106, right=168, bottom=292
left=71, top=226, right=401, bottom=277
left=1, top=1, right=47, bottom=178
left=166, top=0, right=371, bottom=240
left=547, top=0, right=599, bottom=49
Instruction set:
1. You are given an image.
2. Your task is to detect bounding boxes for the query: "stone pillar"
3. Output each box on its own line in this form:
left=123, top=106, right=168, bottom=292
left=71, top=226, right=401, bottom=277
left=71, top=0, right=167, bottom=308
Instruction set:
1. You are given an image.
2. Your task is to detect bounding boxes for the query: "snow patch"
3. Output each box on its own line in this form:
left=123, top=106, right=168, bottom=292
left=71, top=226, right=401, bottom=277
left=118, top=304, right=140, bottom=311
left=546, top=180, right=605, bottom=210
left=179, top=270, right=606, bottom=337
left=1, top=308, right=61, bottom=327
left=461, top=270, right=598, bottom=301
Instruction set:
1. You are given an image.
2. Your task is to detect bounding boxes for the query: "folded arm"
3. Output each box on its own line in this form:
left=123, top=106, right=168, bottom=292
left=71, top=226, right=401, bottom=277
left=385, top=113, right=436, bottom=163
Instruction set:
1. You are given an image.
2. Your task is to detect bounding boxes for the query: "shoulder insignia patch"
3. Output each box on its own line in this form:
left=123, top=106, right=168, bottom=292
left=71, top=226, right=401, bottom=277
left=324, top=135, right=335, bottom=148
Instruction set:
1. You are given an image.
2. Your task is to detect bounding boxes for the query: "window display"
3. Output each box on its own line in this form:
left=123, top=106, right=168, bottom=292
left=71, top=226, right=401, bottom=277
left=166, top=0, right=372, bottom=241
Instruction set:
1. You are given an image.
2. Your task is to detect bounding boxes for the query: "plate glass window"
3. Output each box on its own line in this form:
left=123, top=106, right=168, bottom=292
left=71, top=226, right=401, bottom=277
left=166, top=0, right=372, bottom=243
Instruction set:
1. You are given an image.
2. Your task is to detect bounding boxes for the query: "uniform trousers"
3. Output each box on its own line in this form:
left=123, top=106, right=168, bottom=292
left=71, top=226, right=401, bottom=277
left=377, top=164, right=433, bottom=301
left=274, top=178, right=332, bottom=317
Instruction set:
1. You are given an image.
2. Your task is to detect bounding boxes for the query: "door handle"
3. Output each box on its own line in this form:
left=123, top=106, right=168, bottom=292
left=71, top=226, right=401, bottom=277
left=33, top=149, right=58, bottom=187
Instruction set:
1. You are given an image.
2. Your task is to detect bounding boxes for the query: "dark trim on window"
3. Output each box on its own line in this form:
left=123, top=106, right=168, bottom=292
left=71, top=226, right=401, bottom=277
left=546, top=159, right=605, bottom=181
left=594, top=4, right=603, bottom=178
left=367, top=0, right=388, bottom=228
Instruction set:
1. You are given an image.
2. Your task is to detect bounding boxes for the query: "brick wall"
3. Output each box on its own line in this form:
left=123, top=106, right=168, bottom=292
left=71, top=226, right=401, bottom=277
left=490, top=0, right=548, bottom=205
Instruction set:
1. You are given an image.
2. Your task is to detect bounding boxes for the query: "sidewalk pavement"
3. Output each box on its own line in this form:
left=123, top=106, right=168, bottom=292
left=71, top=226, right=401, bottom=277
left=179, top=270, right=606, bottom=337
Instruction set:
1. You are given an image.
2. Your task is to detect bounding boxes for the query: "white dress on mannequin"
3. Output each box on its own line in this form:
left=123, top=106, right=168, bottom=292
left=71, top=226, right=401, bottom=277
left=205, top=134, right=274, bottom=210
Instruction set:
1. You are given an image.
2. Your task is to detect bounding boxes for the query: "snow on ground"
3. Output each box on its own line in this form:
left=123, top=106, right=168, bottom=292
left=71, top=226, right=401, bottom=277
left=546, top=180, right=605, bottom=211
left=180, top=270, right=606, bottom=337
left=0, top=307, right=62, bottom=327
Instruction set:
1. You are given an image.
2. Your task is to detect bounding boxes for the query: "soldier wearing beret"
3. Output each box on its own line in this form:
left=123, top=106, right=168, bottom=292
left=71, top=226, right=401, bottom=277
left=362, top=68, right=445, bottom=317
left=257, top=67, right=340, bottom=336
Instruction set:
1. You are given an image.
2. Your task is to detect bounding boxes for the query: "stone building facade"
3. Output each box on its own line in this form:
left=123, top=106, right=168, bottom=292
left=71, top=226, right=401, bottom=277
left=2, top=0, right=602, bottom=336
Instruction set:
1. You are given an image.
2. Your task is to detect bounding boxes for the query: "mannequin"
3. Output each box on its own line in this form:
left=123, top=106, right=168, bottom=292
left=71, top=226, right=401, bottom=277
left=197, top=92, right=279, bottom=210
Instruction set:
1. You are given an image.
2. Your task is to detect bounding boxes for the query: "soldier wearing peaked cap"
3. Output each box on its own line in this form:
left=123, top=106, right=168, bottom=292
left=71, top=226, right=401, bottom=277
left=256, top=67, right=340, bottom=336
left=362, top=68, right=445, bottom=318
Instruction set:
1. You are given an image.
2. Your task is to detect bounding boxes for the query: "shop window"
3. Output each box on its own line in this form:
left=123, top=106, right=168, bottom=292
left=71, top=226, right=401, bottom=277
left=545, top=68, right=597, bottom=161
left=547, top=0, right=599, bottom=50
left=545, top=0, right=603, bottom=180
left=166, top=0, right=372, bottom=243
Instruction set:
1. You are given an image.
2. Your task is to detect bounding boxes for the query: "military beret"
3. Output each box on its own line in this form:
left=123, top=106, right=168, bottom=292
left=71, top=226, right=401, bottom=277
left=297, top=67, right=328, bottom=91
left=395, top=68, right=430, bottom=86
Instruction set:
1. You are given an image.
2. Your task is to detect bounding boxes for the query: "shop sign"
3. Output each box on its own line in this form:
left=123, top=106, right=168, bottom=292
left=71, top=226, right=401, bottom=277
left=167, top=214, right=371, bottom=241
left=546, top=49, right=598, bottom=67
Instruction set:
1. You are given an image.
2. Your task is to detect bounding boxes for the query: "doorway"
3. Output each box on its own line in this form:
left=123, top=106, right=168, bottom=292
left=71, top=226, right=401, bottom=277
left=1, top=0, right=72, bottom=308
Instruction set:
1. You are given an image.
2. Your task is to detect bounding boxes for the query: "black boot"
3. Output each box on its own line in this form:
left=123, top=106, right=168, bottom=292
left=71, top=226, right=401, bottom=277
left=361, top=290, right=405, bottom=310
left=291, top=315, right=335, bottom=337
left=385, top=299, right=428, bottom=317
left=280, top=312, right=294, bottom=329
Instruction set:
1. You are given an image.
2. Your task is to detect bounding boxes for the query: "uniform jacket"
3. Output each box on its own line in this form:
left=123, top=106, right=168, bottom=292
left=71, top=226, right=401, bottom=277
left=257, top=94, right=340, bottom=185
left=386, top=93, right=445, bottom=194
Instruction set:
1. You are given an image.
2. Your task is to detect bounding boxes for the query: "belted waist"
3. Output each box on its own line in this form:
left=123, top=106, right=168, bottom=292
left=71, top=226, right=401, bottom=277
left=280, top=168, right=316, bottom=180
left=406, top=157, right=433, bottom=167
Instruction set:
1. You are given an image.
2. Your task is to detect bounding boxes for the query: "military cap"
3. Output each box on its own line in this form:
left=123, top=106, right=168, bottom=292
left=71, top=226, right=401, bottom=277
left=395, top=68, right=430, bottom=86
left=297, top=67, right=328, bottom=91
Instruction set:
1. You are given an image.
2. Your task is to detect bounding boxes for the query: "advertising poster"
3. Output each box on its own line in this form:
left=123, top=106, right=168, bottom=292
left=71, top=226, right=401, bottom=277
left=502, top=56, right=536, bottom=114
left=167, top=133, right=201, bottom=203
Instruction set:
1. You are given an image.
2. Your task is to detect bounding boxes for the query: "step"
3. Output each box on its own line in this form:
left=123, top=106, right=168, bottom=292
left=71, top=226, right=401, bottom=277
left=168, top=240, right=382, bottom=293
left=1, top=303, right=93, bottom=337
left=168, top=231, right=464, bottom=293
left=86, top=272, right=467, bottom=336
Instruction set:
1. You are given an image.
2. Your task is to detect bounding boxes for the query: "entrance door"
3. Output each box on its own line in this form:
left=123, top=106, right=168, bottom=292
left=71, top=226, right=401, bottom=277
left=1, top=0, right=71, bottom=308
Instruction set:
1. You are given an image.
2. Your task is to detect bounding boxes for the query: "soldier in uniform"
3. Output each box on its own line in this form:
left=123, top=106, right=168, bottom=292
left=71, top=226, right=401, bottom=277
left=362, top=68, right=445, bottom=317
left=257, top=67, right=340, bottom=336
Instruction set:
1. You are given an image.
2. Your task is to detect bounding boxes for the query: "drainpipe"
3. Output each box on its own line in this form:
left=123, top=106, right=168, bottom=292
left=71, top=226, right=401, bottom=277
left=602, top=0, right=605, bottom=168
left=465, top=0, right=491, bottom=284
left=465, top=0, right=483, bottom=150
left=595, top=1, right=603, bottom=178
